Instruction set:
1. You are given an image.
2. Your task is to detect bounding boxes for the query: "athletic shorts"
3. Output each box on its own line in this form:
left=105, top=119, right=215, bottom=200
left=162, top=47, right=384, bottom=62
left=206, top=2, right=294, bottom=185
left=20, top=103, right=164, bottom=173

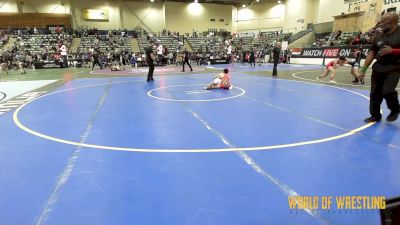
left=351, top=63, right=360, bottom=68
left=348, top=61, right=359, bottom=68
left=213, top=78, right=222, bottom=85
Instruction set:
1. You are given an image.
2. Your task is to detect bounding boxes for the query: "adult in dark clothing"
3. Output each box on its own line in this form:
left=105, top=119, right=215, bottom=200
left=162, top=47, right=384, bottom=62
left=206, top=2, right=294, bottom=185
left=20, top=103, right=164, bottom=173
left=360, top=13, right=400, bottom=123
left=335, top=30, right=342, bottom=40
left=242, top=51, right=247, bottom=63
left=351, top=48, right=363, bottom=83
left=182, top=48, right=192, bottom=72
left=249, top=49, right=255, bottom=67
left=272, top=42, right=282, bottom=76
left=92, top=52, right=102, bottom=70
left=145, top=43, right=155, bottom=82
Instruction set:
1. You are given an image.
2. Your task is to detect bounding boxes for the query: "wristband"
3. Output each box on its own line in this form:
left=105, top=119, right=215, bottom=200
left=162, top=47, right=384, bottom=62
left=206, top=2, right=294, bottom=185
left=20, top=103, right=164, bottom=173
left=392, top=49, right=400, bottom=55
left=360, top=67, right=368, bottom=73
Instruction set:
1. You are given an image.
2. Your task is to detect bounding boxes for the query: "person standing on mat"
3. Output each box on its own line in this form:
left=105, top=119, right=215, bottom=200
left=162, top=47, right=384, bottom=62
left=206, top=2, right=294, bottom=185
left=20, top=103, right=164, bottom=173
left=360, top=13, right=400, bottom=123
left=272, top=42, right=281, bottom=77
left=351, top=48, right=364, bottom=83
left=145, top=42, right=155, bottom=82
left=249, top=48, right=256, bottom=67
left=92, top=51, right=102, bottom=70
left=182, top=48, right=193, bottom=72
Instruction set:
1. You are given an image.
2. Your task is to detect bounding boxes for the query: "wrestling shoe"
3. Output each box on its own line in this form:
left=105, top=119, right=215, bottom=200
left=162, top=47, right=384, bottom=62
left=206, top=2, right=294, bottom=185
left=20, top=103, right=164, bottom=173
left=386, top=111, right=400, bottom=122
left=364, top=116, right=381, bottom=123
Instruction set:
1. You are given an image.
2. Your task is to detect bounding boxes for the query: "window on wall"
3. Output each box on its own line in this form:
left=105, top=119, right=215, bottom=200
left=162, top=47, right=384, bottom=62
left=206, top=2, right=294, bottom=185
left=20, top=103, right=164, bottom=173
left=210, top=19, right=215, bottom=22
left=219, top=19, right=224, bottom=22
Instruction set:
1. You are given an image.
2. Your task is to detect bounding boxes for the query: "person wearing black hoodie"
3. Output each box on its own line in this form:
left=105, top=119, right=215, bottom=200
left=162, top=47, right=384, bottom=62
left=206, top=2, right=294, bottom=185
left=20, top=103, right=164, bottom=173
left=182, top=48, right=193, bottom=72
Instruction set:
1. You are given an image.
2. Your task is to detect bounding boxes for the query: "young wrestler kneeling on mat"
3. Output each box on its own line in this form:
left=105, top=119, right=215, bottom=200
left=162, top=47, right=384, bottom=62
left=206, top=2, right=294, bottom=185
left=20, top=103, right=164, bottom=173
left=205, top=68, right=232, bottom=90
left=317, top=56, right=347, bottom=83
left=110, top=60, right=124, bottom=71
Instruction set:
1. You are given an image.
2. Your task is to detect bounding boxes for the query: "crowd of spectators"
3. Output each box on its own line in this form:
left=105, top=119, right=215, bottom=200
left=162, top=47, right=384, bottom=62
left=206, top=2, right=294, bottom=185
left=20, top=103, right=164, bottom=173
left=312, top=24, right=380, bottom=47
left=0, top=30, right=9, bottom=48
left=0, top=27, right=303, bottom=73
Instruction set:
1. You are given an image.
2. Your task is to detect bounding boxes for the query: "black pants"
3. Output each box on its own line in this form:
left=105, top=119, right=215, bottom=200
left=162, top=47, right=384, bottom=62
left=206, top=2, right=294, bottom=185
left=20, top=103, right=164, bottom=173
left=249, top=58, right=255, bottom=67
left=92, top=60, right=102, bottom=70
left=370, top=70, right=400, bottom=118
left=158, top=54, right=163, bottom=65
left=272, top=59, right=279, bottom=76
left=147, top=61, right=154, bottom=80
left=182, top=59, right=192, bottom=71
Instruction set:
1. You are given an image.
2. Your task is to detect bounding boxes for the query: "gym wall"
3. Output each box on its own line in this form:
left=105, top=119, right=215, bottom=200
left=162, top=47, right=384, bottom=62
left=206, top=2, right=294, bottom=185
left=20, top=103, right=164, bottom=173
left=0, top=0, right=396, bottom=33
left=164, top=2, right=232, bottom=33
left=315, top=0, right=346, bottom=23
left=232, top=2, right=285, bottom=33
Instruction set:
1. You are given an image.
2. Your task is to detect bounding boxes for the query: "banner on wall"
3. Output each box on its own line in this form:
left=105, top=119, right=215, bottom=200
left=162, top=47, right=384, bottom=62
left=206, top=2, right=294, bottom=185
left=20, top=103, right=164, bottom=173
left=291, top=46, right=371, bottom=58
left=82, top=9, right=109, bottom=21
left=346, top=0, right=399, bottom=6
left=384, top=0, right=400, bottom=5
left=281, top=41, right=289, bottom=51
left=382, top=0, right=400, bottom=13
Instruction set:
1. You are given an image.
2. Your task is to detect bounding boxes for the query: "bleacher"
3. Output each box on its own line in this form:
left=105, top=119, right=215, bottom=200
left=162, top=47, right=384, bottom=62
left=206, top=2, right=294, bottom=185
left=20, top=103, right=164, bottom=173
left=187, top=36, right=226, bottom=53
left=255, top=33, right=286, bottom=47
left=337, top=32, right=359, bottom=45
left=313, top=32, right=360, bottom=46
left=79, top=35, right=131, bottom=53
left=232, top=36, right=254, bottom=51
left=231, top=32, right=288, bottom=51
left=15, top=34, right=72, bottom=54
left=186, top=36, right=211, bottom=52
left=288, top=29, right=312, bottom=43
left=138, top=35, right=181, bottom=53
left=315, top=32, right=331, bottom=40
left=0, top=34, right=8, bottom=48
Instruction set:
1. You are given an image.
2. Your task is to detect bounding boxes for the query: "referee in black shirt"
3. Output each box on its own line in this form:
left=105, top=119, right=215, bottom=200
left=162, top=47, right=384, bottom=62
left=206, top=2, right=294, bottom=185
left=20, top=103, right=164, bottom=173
left=249, top=48, right=255, bottom=67
left=145, top=42, right=155, bottom=82
left=360, top=13, right=400, bottom=123
left=92, top=51, right=102, bottom=70
left=272, top=42, right=281, bottom=77
left=182, top=48, right=193, bottom=72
